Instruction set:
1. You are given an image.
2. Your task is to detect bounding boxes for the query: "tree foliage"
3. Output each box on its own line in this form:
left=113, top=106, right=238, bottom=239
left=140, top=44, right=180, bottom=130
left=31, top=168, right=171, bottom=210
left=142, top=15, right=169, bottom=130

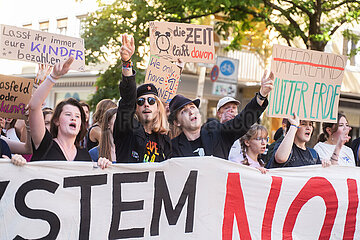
left=83, top=0, right=360, bottom=108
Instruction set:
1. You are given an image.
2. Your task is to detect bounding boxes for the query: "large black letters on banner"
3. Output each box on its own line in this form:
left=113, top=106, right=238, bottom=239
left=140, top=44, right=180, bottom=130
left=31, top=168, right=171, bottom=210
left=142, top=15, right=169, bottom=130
left=14, top=179, right=60, bottom=240
left=109, top=172, right=149, bottom=239
left=63, top=174, right=107, bottom=240
left=150, top=170, right=198, bottom=236
left=0, top=181, right=10, bottom=201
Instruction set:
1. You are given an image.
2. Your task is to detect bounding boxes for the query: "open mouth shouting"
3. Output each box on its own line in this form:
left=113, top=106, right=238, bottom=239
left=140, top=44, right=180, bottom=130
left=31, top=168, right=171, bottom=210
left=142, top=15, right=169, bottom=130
left=69, top=122, right=77, bottom=130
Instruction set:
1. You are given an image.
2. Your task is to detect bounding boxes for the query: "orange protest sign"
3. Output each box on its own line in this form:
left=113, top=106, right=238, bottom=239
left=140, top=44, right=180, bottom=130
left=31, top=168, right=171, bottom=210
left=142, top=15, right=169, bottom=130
left=145, top=56, right=181, bottom=103
left=267, top=45, right=347, bottom=122
left=0, top=74, right=33, bottom=119
left=0, top=24, right=85, bottom=71
left=149, top=21, right=215, bottom=64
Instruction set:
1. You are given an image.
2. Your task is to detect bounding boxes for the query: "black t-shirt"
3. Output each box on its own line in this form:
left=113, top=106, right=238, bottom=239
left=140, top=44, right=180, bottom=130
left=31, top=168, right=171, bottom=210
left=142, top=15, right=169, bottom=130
left=189, top=137, right=205, bottom=156
left=31, top=129, right=91, bottom=161
left=270, top=143, right=321, bottom=168
left=143, top=133, right=164, bottom=162
left=0, top=138, right=11, bottom=158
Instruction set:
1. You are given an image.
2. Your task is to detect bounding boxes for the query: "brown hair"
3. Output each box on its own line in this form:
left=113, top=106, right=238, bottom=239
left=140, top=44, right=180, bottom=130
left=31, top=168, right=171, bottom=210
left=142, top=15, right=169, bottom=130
left=318, top=113, right=347, bottom=142
left=50, top=98, right=87, bottom=147
left=92, top=99, right=116, bottom=125
left=98, top=108, right=117, bottom=162
left=240, top=124, right=268, bottom=167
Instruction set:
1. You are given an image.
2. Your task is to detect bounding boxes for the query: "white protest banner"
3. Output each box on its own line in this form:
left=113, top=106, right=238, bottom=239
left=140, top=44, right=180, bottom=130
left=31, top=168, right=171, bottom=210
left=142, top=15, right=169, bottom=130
left=145, top=55, right=181, bottom=103
left=1, top=157, right=360, bottom=239
left=0, top=74, right=33, bottom=119
left=0, top=24, right=85, bottom=71
left=267, top=44, right=347, bottom=122
left=149, top=21, right=215, bottom=63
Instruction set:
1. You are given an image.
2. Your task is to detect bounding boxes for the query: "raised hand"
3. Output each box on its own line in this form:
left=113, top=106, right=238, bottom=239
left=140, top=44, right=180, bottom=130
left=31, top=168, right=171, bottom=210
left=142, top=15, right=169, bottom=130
left=35, top=64, right=53, bottom=86
left=120, top=34, right=135, bottom=62
left=288, top=112, right=300, bottom=128
left=51, top=57, right=74, bottom=79
left=259, top=70, right=274, bottom=97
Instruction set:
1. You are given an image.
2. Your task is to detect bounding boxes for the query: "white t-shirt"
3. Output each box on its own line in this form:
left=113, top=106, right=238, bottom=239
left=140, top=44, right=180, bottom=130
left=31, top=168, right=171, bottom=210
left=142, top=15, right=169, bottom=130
left=228, top=140, right=243, bottom=163
left=314, top=142, right=355, bottom=166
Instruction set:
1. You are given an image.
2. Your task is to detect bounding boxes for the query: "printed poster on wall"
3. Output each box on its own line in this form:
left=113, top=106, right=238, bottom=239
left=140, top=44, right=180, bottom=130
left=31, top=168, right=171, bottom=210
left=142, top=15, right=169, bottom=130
left=145, top=56, right=181, bottom=103
left=149, top=21, right=215, bottom=64
left=0, top=24, right=85, bottom=71
left=0, top=74, right=33, bottom=119
left=267, top=44, right=347, bottom=122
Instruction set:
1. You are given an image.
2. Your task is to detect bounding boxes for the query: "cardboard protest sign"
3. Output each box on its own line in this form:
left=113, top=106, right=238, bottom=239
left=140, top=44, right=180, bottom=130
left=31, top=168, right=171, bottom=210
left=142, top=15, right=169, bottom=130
left=145, top=56, right=181, bottom=103
left=0, top=74, right=33, bottom=119
left=149, top=21, right=215, bottom=64
left=0, top=24, right=85, bottom=71
left=267, top=44, right=347, bottom=122
left=1, top=157, right=360, bottom=239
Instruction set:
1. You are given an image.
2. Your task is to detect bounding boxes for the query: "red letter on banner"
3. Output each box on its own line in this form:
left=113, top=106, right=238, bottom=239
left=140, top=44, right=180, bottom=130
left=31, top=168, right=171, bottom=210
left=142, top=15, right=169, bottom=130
left=283, top=177, right=338, bottom=239
left=222, top=173, right=251, bottom=240
left=262, top=176, right=283, bottom=239
left=343, top=179, right=358, bottom=239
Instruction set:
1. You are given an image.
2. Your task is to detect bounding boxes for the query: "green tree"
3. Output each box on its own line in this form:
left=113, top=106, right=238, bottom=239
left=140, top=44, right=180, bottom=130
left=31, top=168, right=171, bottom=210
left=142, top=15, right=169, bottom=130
left=83, top=0, right=360, bottom=108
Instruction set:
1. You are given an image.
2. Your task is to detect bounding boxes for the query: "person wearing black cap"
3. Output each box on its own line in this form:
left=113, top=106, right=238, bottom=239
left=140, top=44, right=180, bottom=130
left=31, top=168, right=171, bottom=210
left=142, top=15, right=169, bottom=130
left=113, top=34, right=171, bottom=163
left=169, top=70, right=274, bottom=159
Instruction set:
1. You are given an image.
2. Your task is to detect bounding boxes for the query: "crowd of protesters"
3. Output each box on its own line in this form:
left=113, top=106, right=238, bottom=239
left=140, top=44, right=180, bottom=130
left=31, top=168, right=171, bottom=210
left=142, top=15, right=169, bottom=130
left=3, top=34, right=360, bottom=173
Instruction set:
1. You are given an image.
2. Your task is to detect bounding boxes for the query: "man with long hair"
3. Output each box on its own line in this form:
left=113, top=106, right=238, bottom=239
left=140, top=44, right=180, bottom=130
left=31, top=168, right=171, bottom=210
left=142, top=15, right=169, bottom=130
left=113, top=34, right=171, bottom=163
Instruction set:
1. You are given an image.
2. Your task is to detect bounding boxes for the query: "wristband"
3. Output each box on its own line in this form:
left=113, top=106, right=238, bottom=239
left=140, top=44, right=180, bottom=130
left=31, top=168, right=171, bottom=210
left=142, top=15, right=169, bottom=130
left=256, top=92, right=267, bottom=101
left=46, top=75, right=57, bottom=84
left=290, top=124, right=299, bottom=129
left=330, top=156, right=338, bottom=161
left=122, top=59, right=133, bottom=69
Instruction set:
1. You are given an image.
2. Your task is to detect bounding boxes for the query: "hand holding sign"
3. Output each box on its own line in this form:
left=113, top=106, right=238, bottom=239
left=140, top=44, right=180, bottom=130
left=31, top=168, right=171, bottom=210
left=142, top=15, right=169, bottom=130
left=260, top=70, right=274, bottom=97
left=288, top=112, right=300, bottom=129
left=51, top=57, right=74, bottom=80
left=120, top=34, right=135, bottom=62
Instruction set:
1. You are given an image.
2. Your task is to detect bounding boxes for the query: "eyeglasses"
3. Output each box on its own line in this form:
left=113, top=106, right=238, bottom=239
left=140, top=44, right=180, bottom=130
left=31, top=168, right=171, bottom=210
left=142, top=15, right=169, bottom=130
left=137, top=97, right=156, bottom=106
left=253, top=137, right=269, bottom=142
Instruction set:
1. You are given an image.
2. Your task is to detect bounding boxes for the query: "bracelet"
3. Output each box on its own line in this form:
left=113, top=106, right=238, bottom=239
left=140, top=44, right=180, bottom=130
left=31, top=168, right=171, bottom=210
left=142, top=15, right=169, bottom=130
left=46, top=75, right=57, bottom=84
left=290, top=124, right=299, bottom=129
left=333, top=152, right=338, bottom=156
left=256, top=92, right=267, bottom=101
left=122, top=59, right=133, bottom=69
left=330, top=156, right=338, bottom=161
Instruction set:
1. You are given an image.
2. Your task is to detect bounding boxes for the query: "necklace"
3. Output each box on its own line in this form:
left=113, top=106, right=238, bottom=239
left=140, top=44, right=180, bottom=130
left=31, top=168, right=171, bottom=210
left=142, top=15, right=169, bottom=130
left=54, top=138, right=76, bottom=161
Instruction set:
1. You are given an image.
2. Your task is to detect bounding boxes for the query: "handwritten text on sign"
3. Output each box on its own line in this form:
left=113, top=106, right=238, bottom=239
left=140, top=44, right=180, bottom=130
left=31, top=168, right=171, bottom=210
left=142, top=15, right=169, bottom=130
left=145, top=56, right=181, bottom=103
left=267, top=45, right=347, bottom=122
left=1, top=157, right=360, bottom=239
left=0, top=74, right=33, bottom=119
left=149, top=21, right=215, bottom=64
left=0, top=24, right=85, bottom=71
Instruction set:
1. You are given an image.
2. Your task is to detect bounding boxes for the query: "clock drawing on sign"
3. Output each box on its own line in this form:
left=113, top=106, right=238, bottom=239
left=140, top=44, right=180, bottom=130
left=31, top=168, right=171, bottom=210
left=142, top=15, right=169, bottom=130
left=155, top=31, right=171, bottom=54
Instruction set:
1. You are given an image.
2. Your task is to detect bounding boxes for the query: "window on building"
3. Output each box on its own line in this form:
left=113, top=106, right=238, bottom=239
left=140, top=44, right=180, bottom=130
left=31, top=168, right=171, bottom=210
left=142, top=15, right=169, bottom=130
left=39, top=21, right=49, bottom=32
left=57, top=18, right=68, bottom=35
left=77, top=14, right=88, bottom=37
left=343, top=33, right=360, bottom=67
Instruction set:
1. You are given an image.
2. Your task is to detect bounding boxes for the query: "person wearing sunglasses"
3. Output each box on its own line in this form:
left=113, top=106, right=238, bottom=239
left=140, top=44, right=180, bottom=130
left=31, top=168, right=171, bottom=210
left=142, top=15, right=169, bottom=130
left=168, top=70, right=274, bottom=159
left=113, top=34, right=171, bottom=163
left=267, top=113, right=322, bottom=168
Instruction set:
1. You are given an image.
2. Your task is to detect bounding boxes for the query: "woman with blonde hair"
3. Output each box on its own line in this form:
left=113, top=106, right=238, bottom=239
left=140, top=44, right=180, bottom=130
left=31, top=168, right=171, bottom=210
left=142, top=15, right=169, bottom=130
left=86, top=99, right=116, bottom=150
left=239, top=124, right=269, bottom=174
